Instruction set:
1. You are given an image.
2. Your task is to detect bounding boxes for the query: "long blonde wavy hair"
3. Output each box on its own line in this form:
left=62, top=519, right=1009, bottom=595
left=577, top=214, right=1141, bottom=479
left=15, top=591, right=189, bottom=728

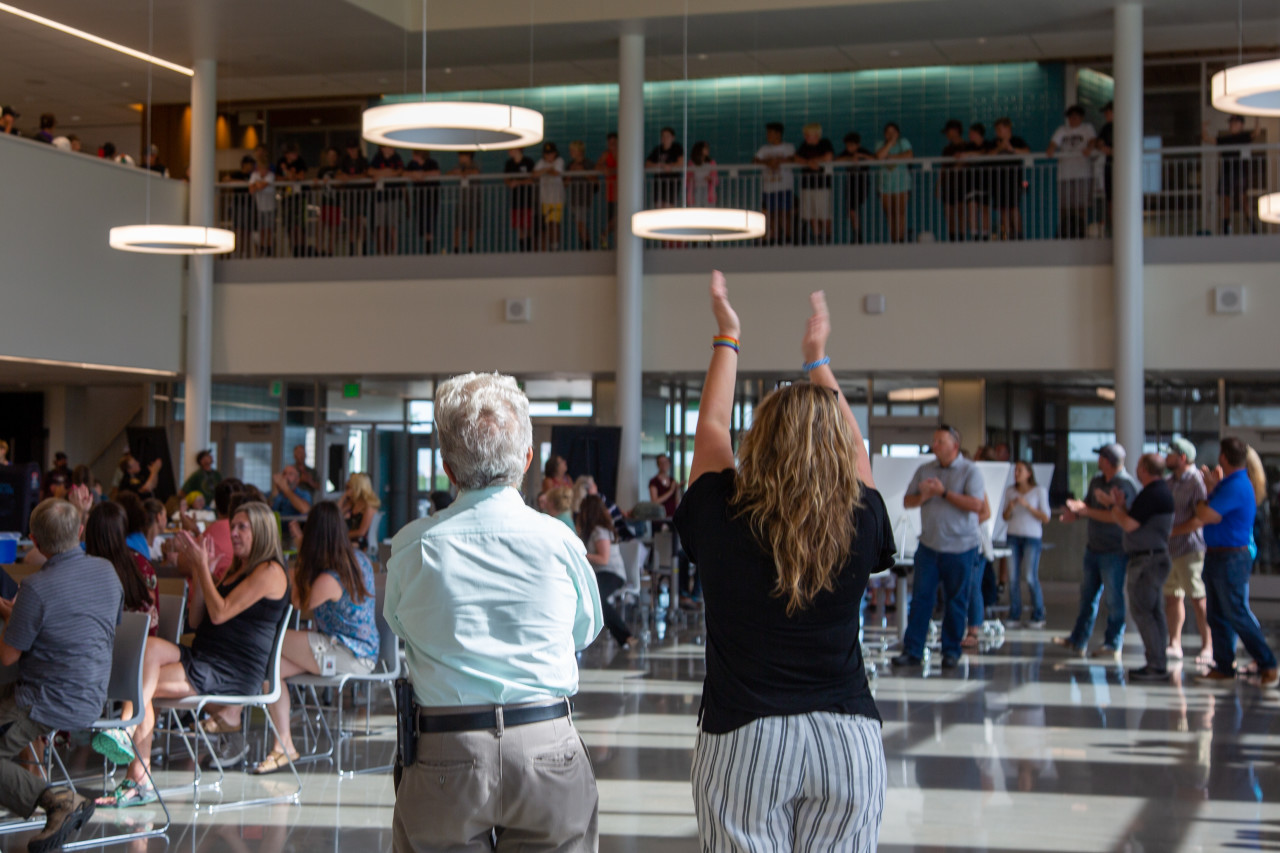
left=732, top=382, right=864, bottom=616
left=345, top=472, right=382, bottom=511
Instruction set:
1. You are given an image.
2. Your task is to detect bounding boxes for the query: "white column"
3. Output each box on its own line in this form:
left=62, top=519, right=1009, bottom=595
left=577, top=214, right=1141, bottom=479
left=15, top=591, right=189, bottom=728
left=616, top=29, right=645, bottom=506
left=183, top=56, right=216, bottom=480
left=1113, top=3, right=1144, bottom=468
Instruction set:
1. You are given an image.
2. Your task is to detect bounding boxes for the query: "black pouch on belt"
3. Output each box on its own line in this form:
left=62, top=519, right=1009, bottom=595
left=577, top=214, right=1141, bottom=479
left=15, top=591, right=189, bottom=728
left=394, top=677, right=419, bottom=793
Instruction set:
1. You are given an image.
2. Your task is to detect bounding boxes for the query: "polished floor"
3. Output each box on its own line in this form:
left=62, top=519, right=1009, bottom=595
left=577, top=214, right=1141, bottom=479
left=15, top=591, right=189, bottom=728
left=5, top=583, right=1280, bottom=852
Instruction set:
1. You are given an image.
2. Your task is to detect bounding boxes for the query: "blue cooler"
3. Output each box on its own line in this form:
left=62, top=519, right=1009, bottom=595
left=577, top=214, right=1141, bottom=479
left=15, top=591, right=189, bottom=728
left=0, top=532, right=18, bottom=564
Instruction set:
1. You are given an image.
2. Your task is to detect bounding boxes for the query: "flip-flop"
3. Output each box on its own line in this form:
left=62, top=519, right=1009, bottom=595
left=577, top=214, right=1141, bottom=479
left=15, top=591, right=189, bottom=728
left=195, top=716, right=243, bottom=735
left=1195, top=650, right=1216, bottom=666
left=95, top=779, right=158, bottom=809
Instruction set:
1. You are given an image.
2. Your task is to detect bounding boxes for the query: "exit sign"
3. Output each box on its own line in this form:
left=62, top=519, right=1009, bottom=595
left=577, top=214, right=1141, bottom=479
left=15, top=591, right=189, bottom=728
left=343, top=382, right=361, bottom=399
left=558, top=400, right=572, bottom=412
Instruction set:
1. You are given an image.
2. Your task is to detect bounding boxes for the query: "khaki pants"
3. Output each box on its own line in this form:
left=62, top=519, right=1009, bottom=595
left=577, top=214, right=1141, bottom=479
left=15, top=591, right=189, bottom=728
left=393, top=713, right=598, bottom=853
left=0, top=695, right=50, bottom=818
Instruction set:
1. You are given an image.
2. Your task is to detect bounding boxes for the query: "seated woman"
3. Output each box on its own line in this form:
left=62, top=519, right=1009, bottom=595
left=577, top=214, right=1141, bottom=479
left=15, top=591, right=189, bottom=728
left=340, top=472, right=381, bottom=551
left=115, top=492, right=154, bottom=561
left=674, top=272, right=893, bottom=851
left=93, top=501, right=290, bottom=807
left=85, top=502, right=159, bottom=636
left=577, top=494, right=635, bottom=649
left=544, top=486, right=575, bottom=530
left=144, top=497, right=168, bottom=562
left=252, top=501, right=378, bottom=774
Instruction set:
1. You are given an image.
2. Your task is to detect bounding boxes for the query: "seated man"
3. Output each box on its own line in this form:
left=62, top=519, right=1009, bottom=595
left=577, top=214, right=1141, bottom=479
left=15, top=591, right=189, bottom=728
left=386, top=372, right=604, bottom=851
left=0, top=498, right=123, bottom=853
left=269, top=466, right=313, bottom=516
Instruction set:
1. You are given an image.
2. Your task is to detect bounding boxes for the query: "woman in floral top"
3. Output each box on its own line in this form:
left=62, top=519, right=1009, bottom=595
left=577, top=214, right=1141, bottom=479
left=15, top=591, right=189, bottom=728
left=253, top=501, right=378, bottom=774
left=85, top=502, right=160, bottom=635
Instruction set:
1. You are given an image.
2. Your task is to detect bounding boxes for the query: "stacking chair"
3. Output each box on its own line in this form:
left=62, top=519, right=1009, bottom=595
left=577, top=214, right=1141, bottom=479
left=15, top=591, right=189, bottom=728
left=154, top=605, right=300, bottom=812
left=288, top=574, right=400, bottom=776
left=156, top=578, right=188, bottom=645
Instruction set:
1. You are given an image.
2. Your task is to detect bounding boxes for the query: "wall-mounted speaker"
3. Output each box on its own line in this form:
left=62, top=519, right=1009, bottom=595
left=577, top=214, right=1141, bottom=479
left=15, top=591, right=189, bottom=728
left=505, top=298, right=532, bottom=323
left=1214, top=285, right=1245, bottom=314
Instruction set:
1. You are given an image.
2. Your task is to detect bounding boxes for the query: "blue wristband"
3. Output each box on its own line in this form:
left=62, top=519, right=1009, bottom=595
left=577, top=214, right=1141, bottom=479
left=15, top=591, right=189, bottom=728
left=803, top=357, right=831, bottom=372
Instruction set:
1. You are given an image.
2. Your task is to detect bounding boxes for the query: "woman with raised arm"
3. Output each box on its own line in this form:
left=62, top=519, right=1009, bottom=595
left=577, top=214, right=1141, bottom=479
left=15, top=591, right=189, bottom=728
left=675, top=271, right=893, bottom=852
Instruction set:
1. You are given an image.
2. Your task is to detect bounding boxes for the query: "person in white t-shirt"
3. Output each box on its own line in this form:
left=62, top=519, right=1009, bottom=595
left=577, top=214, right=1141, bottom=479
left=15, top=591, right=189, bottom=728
left=247, top=156, right=277, bottom=257
left=534, top=141, right=566, bottom=251
left=577, top=494, right=634, bottom=649
left=754, top=122, right=795, bottom=245
left=1002, top=461, right=1051, bottom=627
left=1046, top=105, right=1097, bottom=239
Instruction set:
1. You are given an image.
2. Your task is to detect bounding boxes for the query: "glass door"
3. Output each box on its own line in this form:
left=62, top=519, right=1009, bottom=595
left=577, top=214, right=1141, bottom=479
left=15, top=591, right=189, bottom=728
left=222, top=422, right=280, bottom=494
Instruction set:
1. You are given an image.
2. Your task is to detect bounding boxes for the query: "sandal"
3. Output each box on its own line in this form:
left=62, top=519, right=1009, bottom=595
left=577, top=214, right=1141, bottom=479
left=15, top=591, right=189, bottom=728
left=96, top=778, right=158, bottom=809
left=91, top=729, right=136, bottom=765
left=961, top=633, right=980, bottom=649
left=250, top=748, right=299, bottom=776
left=196, top=716, right=242, bottom=735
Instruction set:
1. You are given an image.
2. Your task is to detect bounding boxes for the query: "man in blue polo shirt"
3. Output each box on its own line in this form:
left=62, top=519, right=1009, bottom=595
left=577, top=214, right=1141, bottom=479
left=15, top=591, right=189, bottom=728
left=1190, top=436, right=1276, bottom=687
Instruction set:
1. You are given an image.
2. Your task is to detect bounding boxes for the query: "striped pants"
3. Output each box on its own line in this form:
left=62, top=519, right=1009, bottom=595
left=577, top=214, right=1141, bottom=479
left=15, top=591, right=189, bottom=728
left=691, top=712, right=885, bottom=853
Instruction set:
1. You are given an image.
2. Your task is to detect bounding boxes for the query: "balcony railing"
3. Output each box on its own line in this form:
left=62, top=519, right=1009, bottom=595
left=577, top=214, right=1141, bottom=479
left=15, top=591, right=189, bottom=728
left=215, top=144, right=1279, bottom=259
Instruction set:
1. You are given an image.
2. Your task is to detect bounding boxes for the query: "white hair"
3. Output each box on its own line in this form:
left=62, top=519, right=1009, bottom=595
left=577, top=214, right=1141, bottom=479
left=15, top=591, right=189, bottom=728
left=435, top=372, right=532, bottom=492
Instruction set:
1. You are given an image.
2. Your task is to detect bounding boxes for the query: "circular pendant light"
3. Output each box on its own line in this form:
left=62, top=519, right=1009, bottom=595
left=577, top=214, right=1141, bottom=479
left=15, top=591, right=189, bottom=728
left=362, top=101, right=543, bottom=151
left=1258, top=192, right=1280, bottom=224
left=1211, top=59, right=1280, bottom=116
left=109, top=224, right=236, bottom=254
left=632, top=208, right=767, bottom=242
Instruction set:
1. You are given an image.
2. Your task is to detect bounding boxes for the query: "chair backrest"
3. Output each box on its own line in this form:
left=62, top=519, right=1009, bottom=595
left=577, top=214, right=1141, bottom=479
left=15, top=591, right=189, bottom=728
left=372, top=573, right=400, bottom=677
left=652, top=530, right=673, bottom=570
left=157, top=583, right=188, bottom=645
left=108, top=612, right=152, bottom=728
left=619, top=540, right=645, bottom=596
left=260, top=604, right=295, bottom=704
left=366, top=511, right=385, bottom=557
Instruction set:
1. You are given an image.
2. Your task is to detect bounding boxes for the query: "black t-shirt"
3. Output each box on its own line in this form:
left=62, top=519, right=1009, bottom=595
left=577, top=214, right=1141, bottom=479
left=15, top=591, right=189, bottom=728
left=339, top=154, right=369, bottom=190
left=405, top=157, right=441, bottom=186
left=796, top=139, right=835, bottom=188
left=674, top=469, right=894, bottom=734
left=1218, top=130, right=1253, bottom=160
left=941, top=141, right=966, bottom=159
left=988, top=138, right=1028, bottom=162
left=276, top=157, right=308, bottom=180
left=504, top=157, right=537, bottom=208
left=316, top=165, right=339, bottom=181
left=646, top=143, right=684, bottom=184
left=1129, top=479, right=1175, bottom=525
left=1098, top=123, right=1114, bottom=161
left=370, top=151, right=404, bottom=171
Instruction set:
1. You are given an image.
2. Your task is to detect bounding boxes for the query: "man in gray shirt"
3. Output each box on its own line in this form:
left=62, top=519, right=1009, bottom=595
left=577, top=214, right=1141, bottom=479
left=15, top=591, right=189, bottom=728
left=1164, top=438, right=1211, bottom=664
left=1110, top=454, right=1176, bottom=680
left=0, top=498, right=122, bottom=852
left=892, top=425, right=986, bottom=670
left=1055, top=443, right=1138, bottom=659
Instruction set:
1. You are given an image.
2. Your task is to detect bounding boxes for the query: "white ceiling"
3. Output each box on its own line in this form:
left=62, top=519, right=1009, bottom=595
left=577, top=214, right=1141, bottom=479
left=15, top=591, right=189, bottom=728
left=2, top=0, right=1278, bottom=131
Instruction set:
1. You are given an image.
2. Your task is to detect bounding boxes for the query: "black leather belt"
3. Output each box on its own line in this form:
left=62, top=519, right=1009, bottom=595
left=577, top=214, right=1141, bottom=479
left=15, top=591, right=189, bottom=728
left=1128, top=549, right=1168, bottom=559
left=1206, top=546, right=1249, bottom=553
left=418, top=701, right=569, bottom=734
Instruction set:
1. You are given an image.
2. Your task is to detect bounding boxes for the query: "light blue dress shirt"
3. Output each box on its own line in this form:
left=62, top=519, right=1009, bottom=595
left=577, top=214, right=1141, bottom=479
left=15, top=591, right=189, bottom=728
left=385, top=486, right=603, bottom=708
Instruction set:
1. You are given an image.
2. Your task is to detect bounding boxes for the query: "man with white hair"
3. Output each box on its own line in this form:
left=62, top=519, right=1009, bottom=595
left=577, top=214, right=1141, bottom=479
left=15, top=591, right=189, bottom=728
left=386, top=372, right=603, bottom=853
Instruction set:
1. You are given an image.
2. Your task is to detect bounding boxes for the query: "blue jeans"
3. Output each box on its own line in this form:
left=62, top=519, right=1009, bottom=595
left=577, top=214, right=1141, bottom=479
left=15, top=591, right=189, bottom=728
left=1008, top=536, right=1045, bottom=623
left=905, top=545, right=978, bottom=659
left=1068, top=549, right=1128, bottom=649
left=967, top=555, right=987, bottom=629
left=1204, top=549, right=1277, bottom=674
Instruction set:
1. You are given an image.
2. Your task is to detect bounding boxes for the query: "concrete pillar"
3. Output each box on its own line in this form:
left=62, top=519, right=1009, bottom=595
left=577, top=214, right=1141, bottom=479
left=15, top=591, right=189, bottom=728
left=1113, top=3, right=1145, bottom=469
left=183, top=56, right=216, bottom=481
left=615, top=28, right=645, bottom=506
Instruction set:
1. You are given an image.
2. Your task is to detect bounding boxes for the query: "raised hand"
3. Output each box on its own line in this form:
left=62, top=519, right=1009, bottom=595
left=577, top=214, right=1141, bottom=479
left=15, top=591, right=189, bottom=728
left=67, top=484, right=93, bottom=516
left=803, top=290, right=830, bottom=365
left=709, top=270, right=740, bottom=339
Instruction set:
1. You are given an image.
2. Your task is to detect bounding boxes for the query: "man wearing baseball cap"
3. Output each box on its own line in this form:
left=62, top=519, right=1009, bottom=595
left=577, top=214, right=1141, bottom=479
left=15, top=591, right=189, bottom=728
left=1055, top=443, right=1138, bottom=659
left=1164, top=438, right=1212, bottom=664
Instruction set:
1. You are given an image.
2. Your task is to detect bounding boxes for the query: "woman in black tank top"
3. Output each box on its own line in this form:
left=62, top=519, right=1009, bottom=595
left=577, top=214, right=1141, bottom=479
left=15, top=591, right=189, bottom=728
left=94, top=501, right=289, bottom=808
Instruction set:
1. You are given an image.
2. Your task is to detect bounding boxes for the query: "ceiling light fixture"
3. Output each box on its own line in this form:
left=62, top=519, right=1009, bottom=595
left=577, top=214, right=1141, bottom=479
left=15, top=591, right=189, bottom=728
left=1211, top=1, right=1280, bottom=116
left=109, top=0, right=234, bottom=255
left=1258, top=192, right=1280, bottom=223
left=1096, top=387, right=1117, bottom=402
left=0, top=2, right=192, bottom=76
left=361, top=0, right=542, bottom=151
left=630, top=0, right=767, bottom=243
left=887, top=387, right=939, bottom=403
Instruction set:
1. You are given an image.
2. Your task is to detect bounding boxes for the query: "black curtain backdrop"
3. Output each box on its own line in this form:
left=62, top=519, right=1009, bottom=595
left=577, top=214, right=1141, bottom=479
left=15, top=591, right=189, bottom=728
left=550, top=426, right=622, bottom=505
left=125, top=427, right=178, bottom=503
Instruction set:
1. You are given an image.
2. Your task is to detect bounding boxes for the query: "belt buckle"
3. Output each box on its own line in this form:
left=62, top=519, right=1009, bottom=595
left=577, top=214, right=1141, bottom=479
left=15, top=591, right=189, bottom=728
left=494, top=706, right=504, bottom=738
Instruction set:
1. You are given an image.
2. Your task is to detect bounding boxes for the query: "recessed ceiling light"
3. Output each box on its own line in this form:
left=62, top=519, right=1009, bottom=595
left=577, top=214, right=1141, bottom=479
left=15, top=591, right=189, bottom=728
left=69, top=115, right=80, bottom=121
left=977, top=37, right=987, bottom=44
left=443, top=67, right=452, bottom=74
left=310, top=117, right=321, bottom=125
left=1096, top=387, right=1116, bottom=402
left=377, top=77, right=389, bottom=84
left=887, top=387, right=939, bottom=402
left=0, top=2, right=193, bottom=76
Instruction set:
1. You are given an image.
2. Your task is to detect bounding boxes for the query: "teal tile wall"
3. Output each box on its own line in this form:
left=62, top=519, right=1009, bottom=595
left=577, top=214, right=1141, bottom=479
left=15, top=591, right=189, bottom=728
left=378, top=61, right=1067, bottom=170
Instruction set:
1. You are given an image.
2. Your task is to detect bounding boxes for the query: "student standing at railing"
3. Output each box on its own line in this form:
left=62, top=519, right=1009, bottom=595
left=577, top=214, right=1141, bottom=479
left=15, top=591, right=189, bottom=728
left=315, top=147, right=342, bottom=257
left=795, top=123, right=835, bottom=245
left=754, top=122, right=795, bottom=245
left=687, top=141, right=718, bottom=208
left=959, top=123, right=993, bottom=241
left=248, top=155, right=277, bottom=258
left=837, top=132, right=875, bottom=244
left=450, top=152, right=482, bottom=254
left=1204, top=114, right=1260, bottom=236
left=939, top=120, right=968, bottom=242
left=339, top=139, right=371, bottom=256
left=505, top=148, right=539, bottom=252
left=224, top=154, right=257, bottom=258
left=646, top=126, right=685, bottom=209
left=875, top=122, right=914, bottom=244
left=989, top=118, right=1030, bottom=241
left=566, top=140, right=596, bottom=249
left=370, top=145, right=405, bottom=256
left=535, top=142, right=566, bottom=251
left=596, top=132, right=619, bottom=247
left=1094, top=102, right=1115, bottom=235
left=405, top=149, right=441, bottom=254
left=1047, top=105, right=1097, bottom=239
left=276, top=143, right=309, bottom=257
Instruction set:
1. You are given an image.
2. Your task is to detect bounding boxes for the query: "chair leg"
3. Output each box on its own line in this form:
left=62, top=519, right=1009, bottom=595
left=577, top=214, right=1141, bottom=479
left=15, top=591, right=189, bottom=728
left=63, top=752, right=171, bottom=851
left=205, top=707, right=301, bottom=813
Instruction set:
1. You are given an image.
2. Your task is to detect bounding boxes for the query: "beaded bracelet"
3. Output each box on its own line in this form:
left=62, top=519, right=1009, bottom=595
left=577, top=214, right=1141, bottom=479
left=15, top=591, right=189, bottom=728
left=803, top=356, right=831, bottom=372
left=712, top=335, right=740, bottom=353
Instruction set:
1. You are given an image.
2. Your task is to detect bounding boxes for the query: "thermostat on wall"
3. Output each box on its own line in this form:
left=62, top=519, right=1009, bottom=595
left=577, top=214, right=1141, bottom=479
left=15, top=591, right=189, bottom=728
left=1213, top=285, right=1245, bottom=315
left=505, top=298, right=532, bottom=323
